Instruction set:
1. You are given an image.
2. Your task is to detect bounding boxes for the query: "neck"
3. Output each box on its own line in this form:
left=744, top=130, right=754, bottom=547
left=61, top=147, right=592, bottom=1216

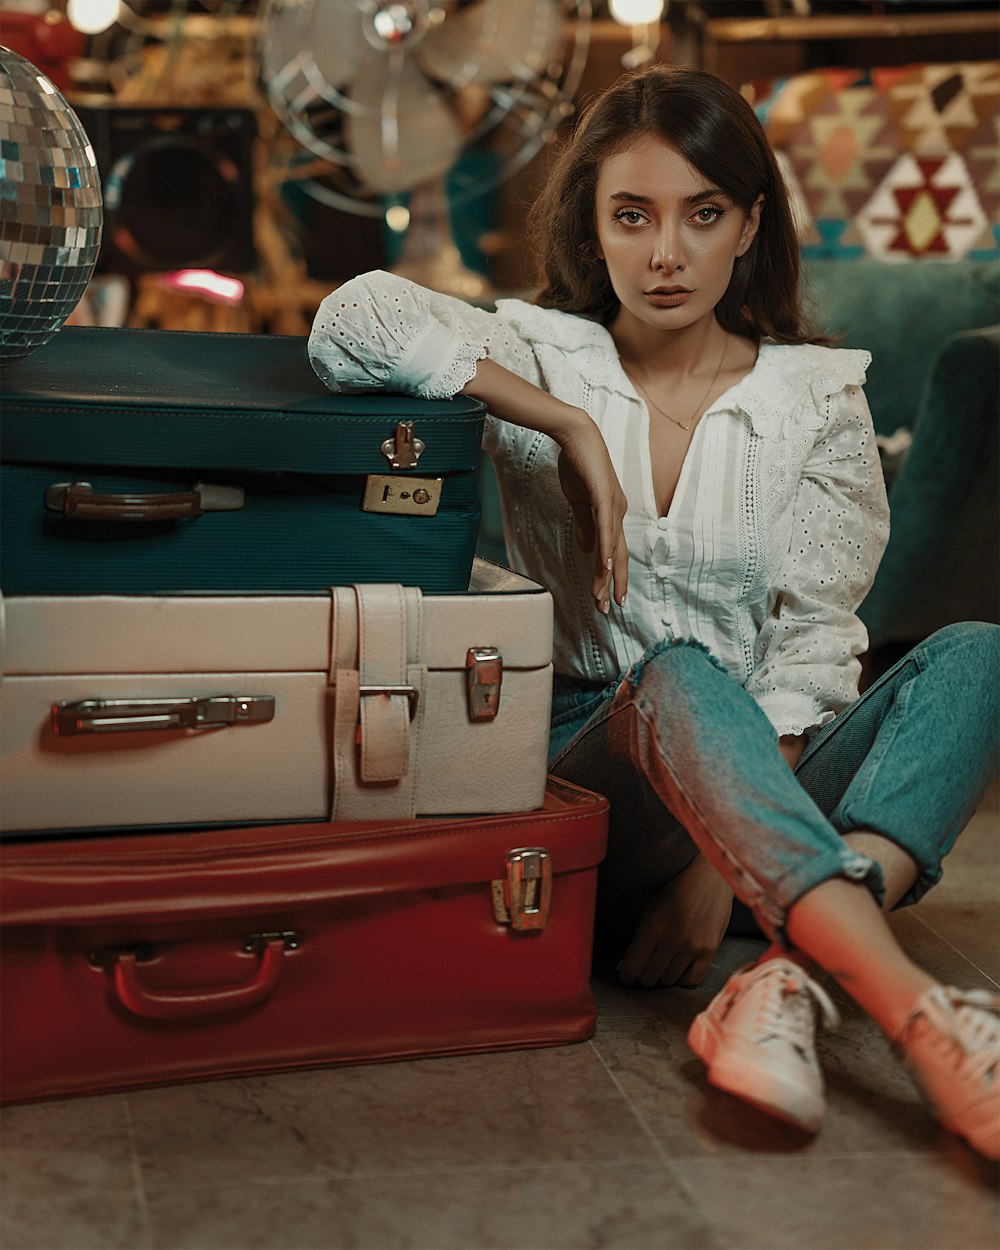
left=611, top=311, right=726, bottom=378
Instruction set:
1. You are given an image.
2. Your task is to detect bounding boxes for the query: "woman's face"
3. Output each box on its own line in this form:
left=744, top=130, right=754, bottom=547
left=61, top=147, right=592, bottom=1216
left=594, top=134, right=761, bottom=338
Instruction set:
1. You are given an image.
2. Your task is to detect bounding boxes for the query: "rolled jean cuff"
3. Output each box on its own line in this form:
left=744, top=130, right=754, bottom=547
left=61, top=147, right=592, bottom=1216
left=746, top=846, right=886, bottom=944
left=833, top=809, right=944, bottom=910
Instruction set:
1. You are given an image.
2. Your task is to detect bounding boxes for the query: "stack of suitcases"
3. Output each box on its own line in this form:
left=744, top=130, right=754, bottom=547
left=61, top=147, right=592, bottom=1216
left=0, top=326, right=609, bottom=1103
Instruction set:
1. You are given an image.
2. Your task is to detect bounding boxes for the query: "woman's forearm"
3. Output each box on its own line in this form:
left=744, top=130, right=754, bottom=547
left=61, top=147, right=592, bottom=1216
left=461, top=357, right=629, bottom=610
left=460, top=356, right=589, bottom=441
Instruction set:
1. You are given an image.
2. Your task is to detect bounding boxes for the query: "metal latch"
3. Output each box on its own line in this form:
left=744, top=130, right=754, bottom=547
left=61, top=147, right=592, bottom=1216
left=380, top=420, right=425, bottom=469
left=466, top=647, right=502, bottom=721
left=362, top=474, right=442, bottom=516
left=87, top=942, right=154, bottom=967
left=491, top=848, right=552, bottom=932
left=51, top=694, right=276, bottom=736
left=242, top=930, right=300, bottom=954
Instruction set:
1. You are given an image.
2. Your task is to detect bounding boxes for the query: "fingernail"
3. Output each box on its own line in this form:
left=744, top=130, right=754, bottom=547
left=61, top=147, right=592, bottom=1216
left=601, top=599, right=610, bottom=614
left=621, top=593, right=627, bottom=607
left=606, top=558, right=613, bottom=570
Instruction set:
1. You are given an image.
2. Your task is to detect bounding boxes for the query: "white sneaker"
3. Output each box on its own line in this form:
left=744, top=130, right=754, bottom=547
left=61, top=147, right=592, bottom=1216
left=687, top=957, right=841, bottom=1132
left=895, top=985, right=1000, bottom=1161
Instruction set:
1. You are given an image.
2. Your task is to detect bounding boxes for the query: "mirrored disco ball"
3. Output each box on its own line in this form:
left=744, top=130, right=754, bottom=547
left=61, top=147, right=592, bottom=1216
left=0, top=45, right=103, bottom=363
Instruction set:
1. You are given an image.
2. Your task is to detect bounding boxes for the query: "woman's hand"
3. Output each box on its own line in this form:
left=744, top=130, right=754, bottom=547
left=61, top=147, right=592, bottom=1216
left=617, top=853, right=734, bottom=988
left=555, top=418, right=629, bottom=612
left=460, top=357, right=628, bottom=612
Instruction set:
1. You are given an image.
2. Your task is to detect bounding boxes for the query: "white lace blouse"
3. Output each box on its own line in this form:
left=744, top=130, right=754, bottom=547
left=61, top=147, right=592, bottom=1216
left=309, top=270, right=890, bottom=739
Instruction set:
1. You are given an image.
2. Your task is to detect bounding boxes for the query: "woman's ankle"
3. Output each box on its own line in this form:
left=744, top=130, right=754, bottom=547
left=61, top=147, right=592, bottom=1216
left=758, top=943, right=826, bottom=984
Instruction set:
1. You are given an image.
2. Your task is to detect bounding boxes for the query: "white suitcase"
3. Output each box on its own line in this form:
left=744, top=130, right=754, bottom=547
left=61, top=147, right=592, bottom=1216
left=0, top=560, right=553, bottom=835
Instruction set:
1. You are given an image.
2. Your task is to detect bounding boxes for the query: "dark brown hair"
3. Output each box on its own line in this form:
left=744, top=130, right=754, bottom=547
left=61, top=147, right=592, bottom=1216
left=529, top=65, right=821, bottom=344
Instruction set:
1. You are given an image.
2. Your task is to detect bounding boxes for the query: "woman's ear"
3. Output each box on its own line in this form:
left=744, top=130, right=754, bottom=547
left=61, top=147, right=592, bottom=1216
left=736, top=196, right=764, bottom=257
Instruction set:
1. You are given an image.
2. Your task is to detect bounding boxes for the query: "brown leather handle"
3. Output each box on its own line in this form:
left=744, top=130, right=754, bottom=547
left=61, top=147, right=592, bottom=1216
left=109, top=938, right=287, bottom=1020
left=44, top=480, right=245, bottom=522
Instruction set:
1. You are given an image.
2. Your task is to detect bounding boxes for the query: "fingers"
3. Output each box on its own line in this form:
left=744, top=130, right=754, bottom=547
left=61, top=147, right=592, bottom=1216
left=617, top=928, right=718, bottom=989
left=571, top=501, right=595, bottom=555
left=591, top=492, right=629, bottom=613
left=556, top=438, right=628, bottom=614
left=675, top=953, right=714, bottom=989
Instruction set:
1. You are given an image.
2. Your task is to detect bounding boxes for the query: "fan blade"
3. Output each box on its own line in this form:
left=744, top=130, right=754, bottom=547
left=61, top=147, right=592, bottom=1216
left=261, top=0, right=369, bottom=98
left=418, top=0, right=563, bottom=87
left=345, top=52, right=465, bottom=194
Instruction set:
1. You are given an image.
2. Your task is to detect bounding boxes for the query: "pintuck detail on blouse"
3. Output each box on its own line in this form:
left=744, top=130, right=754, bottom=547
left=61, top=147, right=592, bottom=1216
left=309, top=270, right=890, bottom=739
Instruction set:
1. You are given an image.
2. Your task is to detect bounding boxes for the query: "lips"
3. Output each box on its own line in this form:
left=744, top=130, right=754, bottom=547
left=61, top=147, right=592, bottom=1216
left=644, top=287, right=693, bottom=307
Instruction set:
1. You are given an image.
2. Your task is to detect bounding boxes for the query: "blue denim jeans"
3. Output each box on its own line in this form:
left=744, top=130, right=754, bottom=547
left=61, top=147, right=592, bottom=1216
left=548, top=622, right=1000, bottom=949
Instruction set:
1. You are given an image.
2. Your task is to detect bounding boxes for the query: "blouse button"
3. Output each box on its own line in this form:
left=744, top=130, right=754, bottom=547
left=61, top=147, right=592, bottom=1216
left=655, top=563, right=669, bottom=579
left=656, top=517, right=669, bottom=530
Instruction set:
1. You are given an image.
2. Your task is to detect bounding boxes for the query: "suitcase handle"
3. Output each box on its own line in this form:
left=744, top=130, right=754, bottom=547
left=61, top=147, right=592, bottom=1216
left=52, top=695, right=276, bottom=735
left=107, top=934, right=294, bottom=1021
left=44, top=480, right=245, bottom=521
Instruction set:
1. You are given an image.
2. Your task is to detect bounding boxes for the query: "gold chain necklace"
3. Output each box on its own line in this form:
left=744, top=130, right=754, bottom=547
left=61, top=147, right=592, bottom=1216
left=623, top=338, right=729, bottom=432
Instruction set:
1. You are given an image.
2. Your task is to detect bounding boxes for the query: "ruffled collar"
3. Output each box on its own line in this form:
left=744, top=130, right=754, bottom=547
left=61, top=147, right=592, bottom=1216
left=722, top=343, right=871, bottom=439
left=494, top=300, right=870, bottom=440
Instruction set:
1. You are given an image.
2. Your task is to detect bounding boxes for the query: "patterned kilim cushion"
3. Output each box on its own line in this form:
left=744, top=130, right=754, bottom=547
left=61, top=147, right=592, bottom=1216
left=747, top=63, right=1000, bottom=261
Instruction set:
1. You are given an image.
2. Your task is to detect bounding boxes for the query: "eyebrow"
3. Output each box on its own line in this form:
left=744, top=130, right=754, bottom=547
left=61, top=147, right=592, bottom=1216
left=608, top=187, right=727, bottom=206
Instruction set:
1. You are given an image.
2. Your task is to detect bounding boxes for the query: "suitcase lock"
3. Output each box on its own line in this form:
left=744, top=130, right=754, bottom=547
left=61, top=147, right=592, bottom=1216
left=380, top=421, right=425, bottom=469
left=491, top=848, right=552, bottom=932
left=466, top=647, right=502, bottom=721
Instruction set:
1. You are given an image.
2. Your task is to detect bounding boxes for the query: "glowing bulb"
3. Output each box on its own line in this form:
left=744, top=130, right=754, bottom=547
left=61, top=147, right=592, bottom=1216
left=609, top=0, right=664, bottom=24
left=385, top=205, right=410, bottom=233
left=67, top=0, right=122, bottom=36
left=159, top=270, right=245, bottom=305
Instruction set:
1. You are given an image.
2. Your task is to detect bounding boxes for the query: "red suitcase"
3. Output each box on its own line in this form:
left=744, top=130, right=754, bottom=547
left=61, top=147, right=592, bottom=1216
left=0, top=778, right=607, bottom=1104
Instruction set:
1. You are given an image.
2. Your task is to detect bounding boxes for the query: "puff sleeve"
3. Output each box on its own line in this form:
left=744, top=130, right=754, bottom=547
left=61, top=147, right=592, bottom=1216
left=745, top=382, right=891, bottom=738
left=308, top=270, right=542, bottom=398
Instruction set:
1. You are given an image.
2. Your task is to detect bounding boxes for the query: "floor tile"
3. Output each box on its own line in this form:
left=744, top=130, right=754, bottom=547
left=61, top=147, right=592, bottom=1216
left=0, top=1188, right=152, bottom=1250
left=128, top=1045, right=654, bottom=1193
left=0, top=1094, right=135, bottom=1200
left=912, top=806, right=1000, bottom=983
left=144, top=1163, right=723, bottom=1250
left=670, top=1150, right=1000, bottom=1250
left=891, top=907, right=999, bottom=990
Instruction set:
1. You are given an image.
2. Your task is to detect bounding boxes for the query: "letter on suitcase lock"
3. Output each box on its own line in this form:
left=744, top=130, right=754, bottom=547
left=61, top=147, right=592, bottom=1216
left=362, top=475, right=443, bottom=517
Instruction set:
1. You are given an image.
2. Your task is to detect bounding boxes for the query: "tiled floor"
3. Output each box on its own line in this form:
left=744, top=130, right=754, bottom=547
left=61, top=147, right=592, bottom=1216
left=2, top=783, right=998, bottom=1250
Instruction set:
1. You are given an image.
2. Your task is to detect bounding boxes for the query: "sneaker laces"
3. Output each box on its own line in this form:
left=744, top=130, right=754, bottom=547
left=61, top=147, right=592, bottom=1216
left=896, top=986, right=1000, bottom=1085
left=736, top=961, right=841, bottom=1052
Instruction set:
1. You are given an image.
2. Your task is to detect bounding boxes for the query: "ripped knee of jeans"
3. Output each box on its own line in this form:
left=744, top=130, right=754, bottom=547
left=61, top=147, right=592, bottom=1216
left=624, top=635, right=729, bottom=690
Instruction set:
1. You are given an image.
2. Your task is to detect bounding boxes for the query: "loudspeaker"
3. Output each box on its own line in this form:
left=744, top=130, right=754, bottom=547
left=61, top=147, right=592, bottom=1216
left=74, top=106, right=256, bottom=274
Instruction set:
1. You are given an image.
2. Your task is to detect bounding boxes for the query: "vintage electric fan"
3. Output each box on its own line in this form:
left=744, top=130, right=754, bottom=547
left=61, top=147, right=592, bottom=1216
left=258, top=0, right=592, bottom=297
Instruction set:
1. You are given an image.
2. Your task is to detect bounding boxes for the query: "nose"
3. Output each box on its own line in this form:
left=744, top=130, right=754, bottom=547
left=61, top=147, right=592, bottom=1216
left=651, top=221, right=685, bottom=273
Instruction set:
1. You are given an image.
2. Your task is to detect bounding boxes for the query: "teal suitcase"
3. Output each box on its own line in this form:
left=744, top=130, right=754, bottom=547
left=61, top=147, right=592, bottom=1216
left=0, top=326, right=486, bottom=594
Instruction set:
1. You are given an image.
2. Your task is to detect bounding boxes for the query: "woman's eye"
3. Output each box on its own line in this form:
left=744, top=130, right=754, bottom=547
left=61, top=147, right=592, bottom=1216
left=613, top=209, right=647, bottom=226
left=692, top=206, right=724, bottom=224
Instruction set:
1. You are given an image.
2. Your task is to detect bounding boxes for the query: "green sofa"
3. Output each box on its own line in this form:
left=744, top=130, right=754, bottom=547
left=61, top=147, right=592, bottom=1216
left=803, top=257, right=999, bottom=649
